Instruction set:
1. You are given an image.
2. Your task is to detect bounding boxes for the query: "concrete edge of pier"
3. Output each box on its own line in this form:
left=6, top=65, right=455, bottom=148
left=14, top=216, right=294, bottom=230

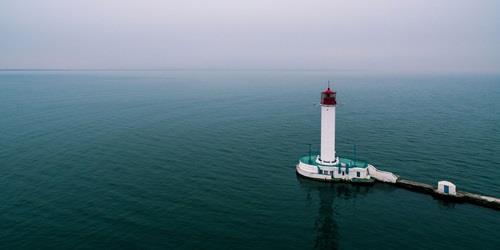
left=392, top=178, right=500, bottom=211
left=370, top=170, right=500, bottom=211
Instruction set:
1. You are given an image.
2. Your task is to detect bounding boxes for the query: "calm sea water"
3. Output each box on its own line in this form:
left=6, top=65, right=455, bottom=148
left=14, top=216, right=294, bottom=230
left=0, top=70, right=499, bottom=249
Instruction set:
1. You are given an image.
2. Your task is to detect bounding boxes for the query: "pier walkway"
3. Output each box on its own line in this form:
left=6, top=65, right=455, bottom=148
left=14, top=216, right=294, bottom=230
left=392, top=178, right=499, bottom=210
left=366, top=165, right=499, bottom=210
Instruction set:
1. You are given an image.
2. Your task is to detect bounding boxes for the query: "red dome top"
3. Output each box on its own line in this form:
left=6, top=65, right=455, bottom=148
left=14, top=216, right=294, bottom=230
left=321, top=87, right=336, bottom=105
left=322, top=87, right=334, bottom=94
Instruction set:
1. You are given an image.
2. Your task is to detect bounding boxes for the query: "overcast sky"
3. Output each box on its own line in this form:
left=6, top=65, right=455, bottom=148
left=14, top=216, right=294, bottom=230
left=1, top=0, right=499, bottom=73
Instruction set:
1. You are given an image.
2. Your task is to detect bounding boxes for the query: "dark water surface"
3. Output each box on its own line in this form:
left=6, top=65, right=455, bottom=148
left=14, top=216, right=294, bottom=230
left=1, top=70, right=499, bottom=249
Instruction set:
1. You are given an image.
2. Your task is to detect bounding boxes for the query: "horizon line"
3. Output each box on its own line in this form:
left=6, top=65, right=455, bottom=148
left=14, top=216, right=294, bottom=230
left=1, top=68, right=499, bottom=75
left=0, top=68, right=358, bottom=72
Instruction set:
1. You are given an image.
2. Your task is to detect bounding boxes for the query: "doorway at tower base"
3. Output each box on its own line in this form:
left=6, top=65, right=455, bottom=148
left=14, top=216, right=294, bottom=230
left=296, top=154, right=376, bottom=183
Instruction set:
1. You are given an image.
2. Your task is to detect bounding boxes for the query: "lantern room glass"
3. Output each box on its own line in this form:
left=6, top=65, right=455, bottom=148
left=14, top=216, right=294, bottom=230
left=321, top=91, right=336, bottom=105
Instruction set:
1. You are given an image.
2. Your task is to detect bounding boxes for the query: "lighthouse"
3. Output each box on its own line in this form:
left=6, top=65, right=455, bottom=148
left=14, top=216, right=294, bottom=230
left=296, top=85, right=374, bottom=183
left=319, top=87, right=338, bottom=165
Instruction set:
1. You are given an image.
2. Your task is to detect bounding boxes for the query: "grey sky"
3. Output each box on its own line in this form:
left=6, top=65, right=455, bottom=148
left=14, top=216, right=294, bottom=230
left=1, top=0, right=499, bottom=73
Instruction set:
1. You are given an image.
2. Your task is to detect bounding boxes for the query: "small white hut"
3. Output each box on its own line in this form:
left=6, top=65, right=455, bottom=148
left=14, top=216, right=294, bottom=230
left=437, top=181, right=456, bottom=195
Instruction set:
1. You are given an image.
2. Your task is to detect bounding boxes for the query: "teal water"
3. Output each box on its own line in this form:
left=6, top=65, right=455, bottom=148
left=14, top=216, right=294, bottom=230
left=1, top=70, right=499, bottom=249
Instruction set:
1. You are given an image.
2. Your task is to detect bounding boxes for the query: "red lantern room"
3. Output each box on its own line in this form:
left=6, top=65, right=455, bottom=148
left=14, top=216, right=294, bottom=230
left=321, top=87, right=336, bottom=106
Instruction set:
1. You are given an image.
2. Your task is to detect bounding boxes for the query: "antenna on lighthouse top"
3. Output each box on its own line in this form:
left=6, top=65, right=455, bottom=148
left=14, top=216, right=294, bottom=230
left=328, top=80, right=331, bottom=89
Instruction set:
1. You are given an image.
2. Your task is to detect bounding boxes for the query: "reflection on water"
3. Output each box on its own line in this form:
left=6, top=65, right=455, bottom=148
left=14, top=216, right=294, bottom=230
left=297, top=176, right=374, bottom=250
left=314, top=182, right=338, bottom=250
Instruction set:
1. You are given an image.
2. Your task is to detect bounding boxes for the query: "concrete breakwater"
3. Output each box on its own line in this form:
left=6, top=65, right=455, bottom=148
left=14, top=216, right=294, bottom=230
left=394, top=179, right=500, bottom=210
left=366, top=166, right=500, bottom=210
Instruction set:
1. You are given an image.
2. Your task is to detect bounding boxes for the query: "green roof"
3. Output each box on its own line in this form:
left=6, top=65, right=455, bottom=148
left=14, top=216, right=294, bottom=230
left=299, top=155, right=368, bottom=168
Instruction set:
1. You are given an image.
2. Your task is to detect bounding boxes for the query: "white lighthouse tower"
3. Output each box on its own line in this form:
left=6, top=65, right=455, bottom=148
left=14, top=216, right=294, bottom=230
left=318, top=87, right=338, bottom=165
left=296, top=86, right=374, bottom=183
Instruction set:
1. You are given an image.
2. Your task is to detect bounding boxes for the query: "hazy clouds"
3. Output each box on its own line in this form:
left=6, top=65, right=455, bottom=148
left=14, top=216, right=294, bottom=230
left=1, top=0, right=499, bottom=73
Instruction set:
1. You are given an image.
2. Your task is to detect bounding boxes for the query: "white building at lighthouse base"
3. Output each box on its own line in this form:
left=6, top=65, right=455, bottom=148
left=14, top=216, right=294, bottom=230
left=296, top=155, right=374, bottom=183
left=296, top=154, right=400, bottom=183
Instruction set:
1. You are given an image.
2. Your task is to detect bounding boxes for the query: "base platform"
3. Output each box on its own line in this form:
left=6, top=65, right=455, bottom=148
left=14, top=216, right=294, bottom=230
left=296, top=154, right=374, bottom=183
